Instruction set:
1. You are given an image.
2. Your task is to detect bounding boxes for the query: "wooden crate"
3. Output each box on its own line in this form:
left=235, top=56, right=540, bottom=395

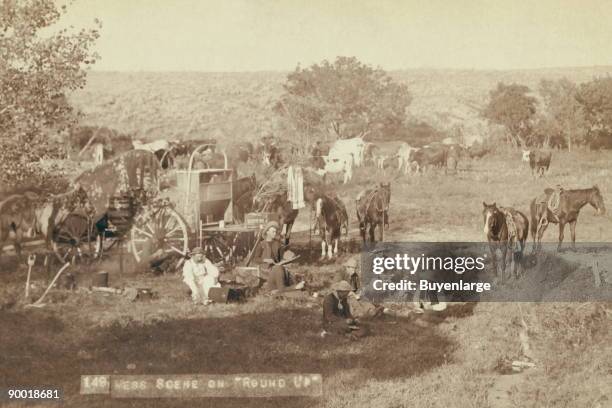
left=245, top=212, right=276, bottom=229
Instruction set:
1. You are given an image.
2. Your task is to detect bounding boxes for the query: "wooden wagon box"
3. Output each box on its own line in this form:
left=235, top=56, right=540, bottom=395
left=245, top=212, right=276, bottom=229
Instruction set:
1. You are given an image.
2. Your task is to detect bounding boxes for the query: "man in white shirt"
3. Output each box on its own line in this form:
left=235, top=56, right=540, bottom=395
left=182, top=247, right=221, bottom=305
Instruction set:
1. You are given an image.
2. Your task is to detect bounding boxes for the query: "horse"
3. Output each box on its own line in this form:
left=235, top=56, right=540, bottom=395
left=231, top=174, right=257, bottom=223
left=530, top=185, right=606, bottom=253
left=356, top=183, right=391, bottom=245
left=305, top=189, right=347, bottom=260
left=30, top=185, right=97, bottom=263
left=0, top=192, right=40, bottom=262
left=254, top=192, right=299, bottom=246
left=482, top=202, right=529, bottom=281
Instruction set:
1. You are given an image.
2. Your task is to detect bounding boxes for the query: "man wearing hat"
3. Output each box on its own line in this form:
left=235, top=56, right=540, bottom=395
left=182, top=247, right=221, bottom=305
left=321, top=280, right=361, bottom=336
left=260, top=221, right=304, bottom=292
left=339, top=256, right=361, bottom=293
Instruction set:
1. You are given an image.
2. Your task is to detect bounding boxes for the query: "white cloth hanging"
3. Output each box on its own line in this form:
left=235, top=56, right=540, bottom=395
left=287, top=166, right=305, bottom=210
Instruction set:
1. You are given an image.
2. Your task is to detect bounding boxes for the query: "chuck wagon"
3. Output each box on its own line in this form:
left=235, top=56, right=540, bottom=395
left=129, top=144, right=259, bottom=265
left=47, top=144, right=261, bottom=268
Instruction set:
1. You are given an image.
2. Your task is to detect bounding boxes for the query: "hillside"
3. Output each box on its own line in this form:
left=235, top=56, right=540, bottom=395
left=70, top=66, right=612, bottom=144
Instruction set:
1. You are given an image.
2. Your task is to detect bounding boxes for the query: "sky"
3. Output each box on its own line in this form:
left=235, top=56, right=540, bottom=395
left=56, top=0, right=612, bottom=72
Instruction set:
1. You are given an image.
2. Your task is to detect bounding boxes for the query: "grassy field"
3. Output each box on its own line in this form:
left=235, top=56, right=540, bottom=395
left=1, top=144, right=611, bottom=407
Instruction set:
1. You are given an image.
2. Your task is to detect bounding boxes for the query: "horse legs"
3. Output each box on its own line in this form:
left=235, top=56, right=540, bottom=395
left=284, top=222, right=294, bottom=246
left=499, top=245, right=508, bottom=282
left=368, top=223, right=376, bottom=243
left=536, top=217, right=549, bottom=253
left=320, top=239, right=326, bottom=260
left=377, top=222, right=383, bottom=242
left=332, top=237, right=339, bottom=258
left=487, top=241, right=499, bottom=280
left=569, top=220, right=577, bottom=251
left=557, top=221, right=566, bottom=252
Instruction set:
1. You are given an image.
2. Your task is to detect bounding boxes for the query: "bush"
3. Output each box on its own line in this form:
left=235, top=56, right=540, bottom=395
left=0, top=139, right=69, bottom=195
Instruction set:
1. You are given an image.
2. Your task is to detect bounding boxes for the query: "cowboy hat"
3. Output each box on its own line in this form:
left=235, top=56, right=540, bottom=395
left=261, top=220, right=280, bottom=235
left=190, top=247, right=204, bottom=255
left=331, top=280, right=352, bottom=292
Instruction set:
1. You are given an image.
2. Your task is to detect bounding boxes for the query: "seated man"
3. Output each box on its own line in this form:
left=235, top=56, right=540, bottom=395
left=259, top=221, right=304, bottom=293
left=336, top=256, right=385, bottom=319
left=322, top=281, right=368, bottom=338
left=339, top=256, right=361, bottom=293
left=182, top=247, right=221, bottom=305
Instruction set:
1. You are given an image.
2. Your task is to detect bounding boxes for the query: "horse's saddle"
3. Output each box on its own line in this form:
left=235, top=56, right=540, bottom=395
left=535, top=187, right=564, bottom=224
left=500, top=207, right=520, bottom=252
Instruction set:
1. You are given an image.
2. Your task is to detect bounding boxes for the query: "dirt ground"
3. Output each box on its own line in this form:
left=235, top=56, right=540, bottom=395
left=1, top=148, right=611, bottom=407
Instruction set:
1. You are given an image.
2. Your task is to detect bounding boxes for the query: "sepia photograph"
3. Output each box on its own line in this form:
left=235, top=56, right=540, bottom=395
left=1, top=0, right=611, bottom=407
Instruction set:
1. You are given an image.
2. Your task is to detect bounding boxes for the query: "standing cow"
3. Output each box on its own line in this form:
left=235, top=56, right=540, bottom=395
left=522, top=150, right=552, bottom=178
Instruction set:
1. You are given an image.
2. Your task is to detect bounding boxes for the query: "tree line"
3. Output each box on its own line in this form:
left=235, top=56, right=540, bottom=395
left=482, top=78, right=612, bottom=151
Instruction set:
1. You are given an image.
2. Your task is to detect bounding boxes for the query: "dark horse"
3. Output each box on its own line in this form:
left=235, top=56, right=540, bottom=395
left=231, top=174, right=257, bottom=223
left=530, top=185, right=606, bottom=253
left=356, top=183, right=391, bottom=245
left=254, top=192, right=299, bottom=246
left=305, top=188, right=348, bottom=259
left=482, top=202, right=529, bottom=281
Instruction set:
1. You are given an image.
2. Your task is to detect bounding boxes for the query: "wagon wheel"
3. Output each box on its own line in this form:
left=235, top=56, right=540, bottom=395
left=202, top=233, right=233, bottom=265
left=130, top=206, right=189, bottom=263
left=52, top=214, right=95, bottom=265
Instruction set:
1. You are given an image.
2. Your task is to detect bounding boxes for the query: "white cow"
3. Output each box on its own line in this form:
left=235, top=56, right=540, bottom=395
left=315, top=153, right=354, bottom=184
left=328, top=137, right=366, bottom=167
left=396, top=143, right=419, bottom=174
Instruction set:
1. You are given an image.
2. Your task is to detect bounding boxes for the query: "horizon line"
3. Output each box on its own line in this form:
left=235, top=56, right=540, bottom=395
left=85, top=64, right=612, bottom=75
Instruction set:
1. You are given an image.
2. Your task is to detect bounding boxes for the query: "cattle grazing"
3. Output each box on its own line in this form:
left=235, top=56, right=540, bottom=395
left=395, top=143, right=419, bottom=174
left=328, top=137, right=366, bottom=167
left=315, top=154, right=354, bottom=184
left=411, top=145, right=448, bottom=173
left=363, top=142, right=378, bottom=166
left=522, top=149, right=552, bottom=177
left=482, top=202, right=529, bottom=281
left=467, top=143, right=490, bottom=159
left=530, top=186, right=606, bottom=253
left=356, top=183, right=391, bottom=245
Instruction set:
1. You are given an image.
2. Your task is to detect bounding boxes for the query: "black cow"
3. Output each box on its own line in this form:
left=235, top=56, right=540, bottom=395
left=412, top=145, right=448, bottom=172
left=522, top=150, right=552, bottom=177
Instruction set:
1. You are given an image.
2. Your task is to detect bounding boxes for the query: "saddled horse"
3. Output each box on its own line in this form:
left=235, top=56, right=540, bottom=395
left=356, top=183, right=391, bottom=245
left=482, top=202, right=529, bottom=281
left=0, top=192, right=40, bottom=262
left=0, top=186, right=95, bottom=264
left=38, top=185, right=97, bottom=263
left=316, top=194, right=348, bottom=259
left=530, top=185, right=606, bottom=252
